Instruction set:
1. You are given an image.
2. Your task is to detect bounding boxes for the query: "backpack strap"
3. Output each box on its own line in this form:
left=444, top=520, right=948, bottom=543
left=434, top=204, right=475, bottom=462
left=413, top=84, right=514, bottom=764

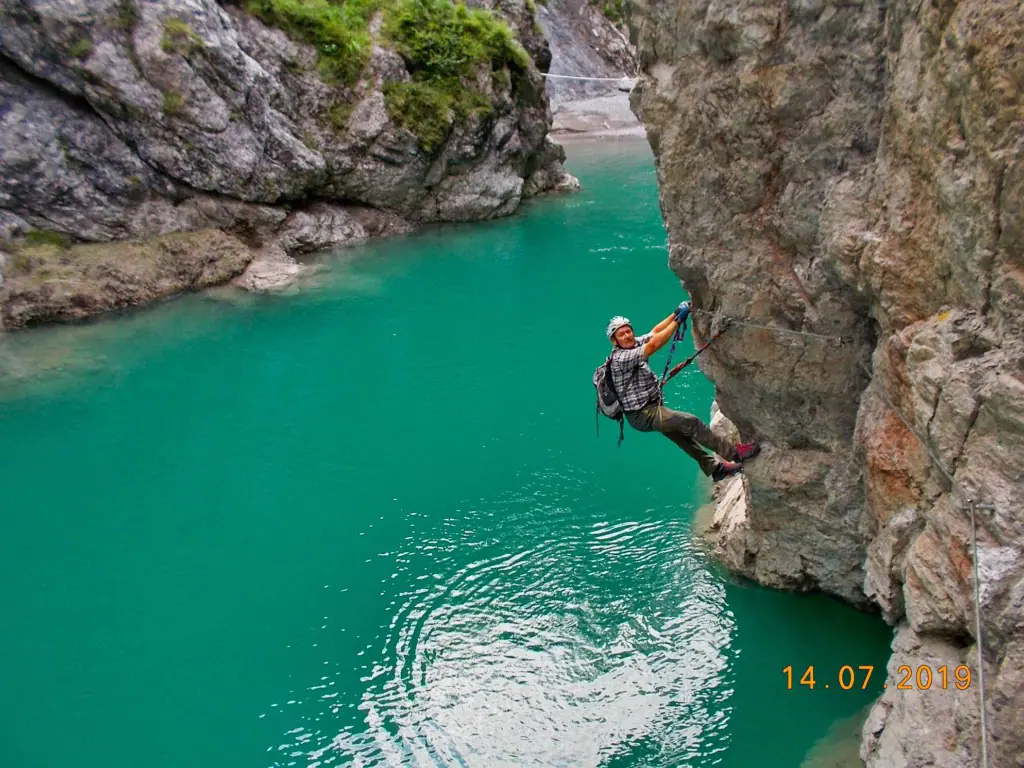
left=606, top=352, right=640, bottom=398
left=597, top=352, right=640, bottom=448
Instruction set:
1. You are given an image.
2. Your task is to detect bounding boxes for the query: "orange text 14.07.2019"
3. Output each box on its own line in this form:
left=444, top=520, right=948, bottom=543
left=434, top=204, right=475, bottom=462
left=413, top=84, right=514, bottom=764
left=783, top=664, right=973, bottom=691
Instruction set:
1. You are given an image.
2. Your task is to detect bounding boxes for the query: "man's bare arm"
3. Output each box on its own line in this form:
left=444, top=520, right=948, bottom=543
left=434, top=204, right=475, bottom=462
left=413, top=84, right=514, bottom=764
left=649, top=313, right=679, bottom=336
left=643, top=320, right=680, bottom=358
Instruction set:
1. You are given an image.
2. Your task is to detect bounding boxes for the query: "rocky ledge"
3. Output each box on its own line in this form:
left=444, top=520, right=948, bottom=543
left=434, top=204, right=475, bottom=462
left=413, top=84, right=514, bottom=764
left=629, top=0, right=1023, bottom=764
left=0, top=0, right=579, bottom=329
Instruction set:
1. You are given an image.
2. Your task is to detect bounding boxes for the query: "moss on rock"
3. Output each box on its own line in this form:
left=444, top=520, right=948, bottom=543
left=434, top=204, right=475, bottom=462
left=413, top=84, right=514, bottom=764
left=0, top=230, right=253, bottom=329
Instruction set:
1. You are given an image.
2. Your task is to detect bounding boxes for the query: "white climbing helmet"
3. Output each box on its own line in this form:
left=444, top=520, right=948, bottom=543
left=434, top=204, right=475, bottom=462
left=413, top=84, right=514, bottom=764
left=606, top=315, right=631, bottom=340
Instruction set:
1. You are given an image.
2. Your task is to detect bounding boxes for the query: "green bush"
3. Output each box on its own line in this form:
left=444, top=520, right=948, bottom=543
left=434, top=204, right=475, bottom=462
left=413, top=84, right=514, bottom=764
left=23, top=230, right=71, bottom=249
left=382, top=81, right=453, bottom=153
left=592, top=0, right=624, bottom=22
left=244, top=0, right=380, bottom=85
left=69, top=36, right=94, bottom=59
left=490, top=66, right=511, bottom=92
left=109, top=0, right=139, bottom=31
left=380, top=0, right=526, bottom=151
left=245, top=0, right=531, bottom=152
left=10, top=252, right=32, bottom=273
left=161, top=18, right=203, bottom=55
left=383, top=0, right=530, bottom=78
left=327, top=102, right=354, bottom=130
left=383, top=79, right=491, bottom=152
left=163, top=90, right=185, bottom=115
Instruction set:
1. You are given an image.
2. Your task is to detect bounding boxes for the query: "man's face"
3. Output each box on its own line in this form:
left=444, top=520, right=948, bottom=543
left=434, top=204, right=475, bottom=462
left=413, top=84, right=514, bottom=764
left=614, top=325, right=636, bottom=348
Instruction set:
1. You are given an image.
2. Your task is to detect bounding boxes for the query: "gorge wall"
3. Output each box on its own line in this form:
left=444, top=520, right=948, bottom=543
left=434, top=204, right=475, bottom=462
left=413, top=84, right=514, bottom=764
left=535, top=0, right=636, bottom=108
left=627, top=0, right=1023, bottom=764
left=0, top=0, right=577, bottom=328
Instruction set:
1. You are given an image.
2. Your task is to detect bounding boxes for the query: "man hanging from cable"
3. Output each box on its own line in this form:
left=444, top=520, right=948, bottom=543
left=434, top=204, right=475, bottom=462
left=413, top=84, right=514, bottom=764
left=603, top=302, right=760, bottom=481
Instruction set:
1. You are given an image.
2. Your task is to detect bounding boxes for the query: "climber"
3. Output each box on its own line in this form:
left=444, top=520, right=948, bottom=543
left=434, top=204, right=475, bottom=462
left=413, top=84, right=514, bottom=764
left=605, top=303, right=760, bottom=481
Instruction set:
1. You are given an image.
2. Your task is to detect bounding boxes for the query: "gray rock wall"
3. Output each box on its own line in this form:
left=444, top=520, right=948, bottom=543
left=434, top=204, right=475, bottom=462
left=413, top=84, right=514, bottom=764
left=628, top=0, right=1023, bottom=764
left=535, top=0, right=636, bottom=107
left=0, top=0, right=578, bottom=327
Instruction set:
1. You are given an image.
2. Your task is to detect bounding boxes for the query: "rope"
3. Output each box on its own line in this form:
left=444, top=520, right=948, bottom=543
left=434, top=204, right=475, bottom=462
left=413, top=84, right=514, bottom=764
left=541, top=73, right=631, bottom=82
left=658, top=317, right=687, bottom=386
left=656, top=315, right=730, bottom=388
left=970, top=499, right=991, bottom=768
left=661, top=321, right=729, bottom=386
left=695, top=304, right=994, bottom=764
left=857, top=355, right=991, bottom=766
left=689, top=308, right=852, bottom=345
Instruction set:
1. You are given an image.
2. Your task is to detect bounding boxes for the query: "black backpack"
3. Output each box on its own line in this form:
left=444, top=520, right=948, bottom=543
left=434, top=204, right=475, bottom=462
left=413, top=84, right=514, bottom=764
left=592, top=355, right=639, bottom=445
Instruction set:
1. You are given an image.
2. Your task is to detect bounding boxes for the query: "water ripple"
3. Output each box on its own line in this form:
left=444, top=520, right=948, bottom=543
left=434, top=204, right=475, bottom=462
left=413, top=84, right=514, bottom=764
left=297, top=471, right=736, bottom=767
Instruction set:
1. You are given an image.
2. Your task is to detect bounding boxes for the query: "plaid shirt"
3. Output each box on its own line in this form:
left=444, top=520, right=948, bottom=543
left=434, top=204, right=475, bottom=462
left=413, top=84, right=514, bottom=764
left=609, top=333, right=662, bottom=412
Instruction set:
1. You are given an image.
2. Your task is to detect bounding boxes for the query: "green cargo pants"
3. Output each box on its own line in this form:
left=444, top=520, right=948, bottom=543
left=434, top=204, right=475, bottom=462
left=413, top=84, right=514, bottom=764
left=625, top=403, right=737, bottom=476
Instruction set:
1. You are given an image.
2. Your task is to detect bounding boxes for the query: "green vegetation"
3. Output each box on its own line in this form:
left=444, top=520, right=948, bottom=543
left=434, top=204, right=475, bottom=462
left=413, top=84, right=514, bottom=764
left=9, top=231, right=72, bottom=273
left=281, top=56, right=307, bottom=74
left=383, top=0, right=530, bottom=77
left=24, top=230, right=72, bottom=249
left=161, top=18, right=203, bottom=55
left=244, top=0, right=380, bottom=85
left=589, top=0, right=625, bottom=23
left=380, top=0, right=528, bottom=151
left=244, top=0, right=531, bottom=153
left=382, top=80, right=490, bottom=152
left=490, top=66, right=511, bottom=92
left=327, top=102, right=354, bottom=130
left=163, top=90, right=185, bottom=115
left=69, top=36, right=94, bottom=59
left=109, top=0, right=139, bottom=31
left=301, top=130, right=320, bottom=149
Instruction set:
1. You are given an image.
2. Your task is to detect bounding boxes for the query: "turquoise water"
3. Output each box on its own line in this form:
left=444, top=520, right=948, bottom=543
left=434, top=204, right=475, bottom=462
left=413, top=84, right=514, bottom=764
left=0, top=140, right=892, bottom=767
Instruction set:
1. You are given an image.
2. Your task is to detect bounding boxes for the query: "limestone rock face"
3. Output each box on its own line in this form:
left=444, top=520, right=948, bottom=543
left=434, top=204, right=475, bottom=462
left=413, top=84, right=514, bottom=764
left=0, top=0, right=578, bottom=326
left=629, top=0, right=1023, bottom=763
left=535, top=0, right=637, bottom=108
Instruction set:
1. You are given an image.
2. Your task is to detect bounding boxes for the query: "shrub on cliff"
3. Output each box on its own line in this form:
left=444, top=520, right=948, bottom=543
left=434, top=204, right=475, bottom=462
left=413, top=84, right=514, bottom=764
left=382, top=79, right=493, bottom=152
left=243, top=0, right=531, bottom=153
left=244, top=0, right=380, bottom=84
left=383, top=0, right=530, bottom=76
left=382, top=0, right=529, bottom=151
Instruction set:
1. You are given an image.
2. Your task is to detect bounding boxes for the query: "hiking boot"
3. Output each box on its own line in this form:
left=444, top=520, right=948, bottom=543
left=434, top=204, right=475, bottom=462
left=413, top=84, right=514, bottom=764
left=735, top=441, right=761, bottom=462
left=711, top=460, right=743, bottom=482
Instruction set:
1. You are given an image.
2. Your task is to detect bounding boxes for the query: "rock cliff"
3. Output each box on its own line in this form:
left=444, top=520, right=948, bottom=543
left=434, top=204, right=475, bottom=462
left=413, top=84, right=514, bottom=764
left=535, top=0, right=643, bottom=137
left=628, top=0, right=1023, bottom=764
left=0, top=0, right=578, bottom=328
left=535, top=0, right=636, bottom=107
